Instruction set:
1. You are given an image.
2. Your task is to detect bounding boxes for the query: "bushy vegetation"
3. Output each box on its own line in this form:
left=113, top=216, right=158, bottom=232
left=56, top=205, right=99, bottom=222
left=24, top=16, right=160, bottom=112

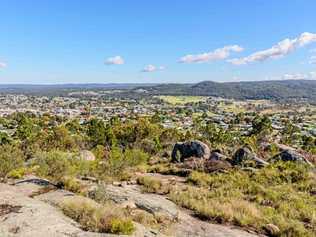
left=137, top=176, right=171, bottom=194
left=0, top=144, right=24, bottom=180
left=0, top=111, right=315, bottom=236
left=169, top=163, right=316, bottom=236
left=144, top=80, right=316, bottom=103
left=61, top=196, right=135, bottom=235
left=33, top=150, right=79, bottom=181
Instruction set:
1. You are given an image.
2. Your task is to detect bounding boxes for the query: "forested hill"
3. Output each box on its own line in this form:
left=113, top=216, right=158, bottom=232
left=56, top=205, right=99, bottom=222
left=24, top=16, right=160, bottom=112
left=137, top=80, right=316, bottom=103
left=0, top=80, right=315, bottom=103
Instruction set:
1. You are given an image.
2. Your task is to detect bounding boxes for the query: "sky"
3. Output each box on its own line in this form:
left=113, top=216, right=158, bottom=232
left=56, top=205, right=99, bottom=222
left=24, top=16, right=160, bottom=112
left=0, top=0, right=316, bottom=84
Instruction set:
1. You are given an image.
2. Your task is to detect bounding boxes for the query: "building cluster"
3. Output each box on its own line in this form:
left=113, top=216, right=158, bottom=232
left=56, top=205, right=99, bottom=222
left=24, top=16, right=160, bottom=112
left=0, top=93, right=315, bottom=138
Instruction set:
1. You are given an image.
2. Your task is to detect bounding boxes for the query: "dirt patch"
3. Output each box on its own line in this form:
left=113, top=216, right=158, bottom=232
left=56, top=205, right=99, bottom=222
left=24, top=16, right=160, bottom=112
left=29, top=186, right=57, bottom=198
left=0, top=204, right=22, bottom=216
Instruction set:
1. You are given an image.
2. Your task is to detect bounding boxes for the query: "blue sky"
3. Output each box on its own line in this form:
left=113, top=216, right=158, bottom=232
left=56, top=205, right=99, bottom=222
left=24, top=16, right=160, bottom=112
left=0, top=0, right=316, bottom=84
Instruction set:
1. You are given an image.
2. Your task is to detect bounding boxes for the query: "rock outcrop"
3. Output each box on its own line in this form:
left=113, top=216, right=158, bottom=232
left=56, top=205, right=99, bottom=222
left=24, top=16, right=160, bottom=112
left=95, top=181, right=259, bottom=237
left=209, top=150, right=228, bottom=161
left=79, top=150, right=96, bottom=161
left=0, top=174, right=260, bottom=237
left=171, top=140, right=210, bottom=163
left=232, top=147, right=269, bottom=167
left=271, top=149, right=314, bottom=166
left=0, top=180, right=163, bottom=237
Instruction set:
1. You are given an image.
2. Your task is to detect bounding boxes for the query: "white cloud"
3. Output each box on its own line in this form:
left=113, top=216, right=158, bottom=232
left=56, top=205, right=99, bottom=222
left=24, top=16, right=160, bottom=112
left=0, top=62, right=7, bottom=68
left=105, top=56, right=124, bottom=65
left=282, top=73, right=308, bottom=80
left=309, top=55, right=316, bottom=64
left=310, top=72, right=316, bottom=79
left=142, top=64, right=165, bottom=72
left=281, top=72, right=316, bottom=80
left=179, top=45, right=243, bottom=63
left=229, top=32, right=316, bottom=65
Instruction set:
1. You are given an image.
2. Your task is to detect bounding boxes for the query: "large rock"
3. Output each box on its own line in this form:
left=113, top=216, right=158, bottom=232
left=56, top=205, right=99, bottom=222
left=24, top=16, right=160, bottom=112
left=99, top=184, right=180, bottom=219
left=271, top=149, right=314, bottom=166
left=209, top=150, right=228, bottom=161
left=1, top=175, right=259, bottom=237
left=0, top=182, right=162, bottom=237
left=79, top=150, right=96, bottom=161
left=232, top=147, right=269, bottom=167
left=94, top=183, right=259, bottom=237
left=171, top=140, right=210, bottom=163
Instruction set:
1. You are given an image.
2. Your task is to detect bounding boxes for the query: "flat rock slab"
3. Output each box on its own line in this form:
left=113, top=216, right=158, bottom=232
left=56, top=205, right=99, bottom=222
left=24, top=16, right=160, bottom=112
left=0, top=176, right=262, bottom=237
left=103, top=184, right=180, bottom=219
left=101, top=184, right=260, bottom=237
left=0, top=183, right=162, bottom=237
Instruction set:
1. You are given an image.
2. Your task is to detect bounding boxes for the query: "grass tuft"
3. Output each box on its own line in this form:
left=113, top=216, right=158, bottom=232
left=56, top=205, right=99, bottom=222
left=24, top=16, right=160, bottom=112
left=61, top=196, right=135, bottom=235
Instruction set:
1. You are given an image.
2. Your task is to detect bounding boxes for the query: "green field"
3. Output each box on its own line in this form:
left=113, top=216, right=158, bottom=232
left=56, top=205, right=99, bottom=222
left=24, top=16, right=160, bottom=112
left=217, top=102, right=245, bottom=113
left=158, top=96, right=207, bottom=105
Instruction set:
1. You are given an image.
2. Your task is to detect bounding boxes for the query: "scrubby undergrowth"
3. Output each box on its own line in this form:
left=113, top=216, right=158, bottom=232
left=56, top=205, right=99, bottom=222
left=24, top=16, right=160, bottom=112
left=61, top=196, right=135, bottom=235
left=168, top=162, right=316, bottom=237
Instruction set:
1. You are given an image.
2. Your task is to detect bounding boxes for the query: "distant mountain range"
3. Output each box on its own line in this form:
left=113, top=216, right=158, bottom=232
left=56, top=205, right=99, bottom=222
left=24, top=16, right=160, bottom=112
left=0, top=83, right=155, bottom=90
left=0, top=80, right=315, bottom=103
left=136, top=80, right=316, bottom=103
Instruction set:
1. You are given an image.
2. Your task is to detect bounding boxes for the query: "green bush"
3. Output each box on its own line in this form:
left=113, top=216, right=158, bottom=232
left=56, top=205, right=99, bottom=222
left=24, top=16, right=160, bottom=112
left=137, top=176, right=171, bottom=194
left=0, top=144, right=24, bottom=180
left=124, top=148, right=149, bottom=166
left=94, top=147, right=149, bottom=180
left=7, top=167, right=27, bottom=179
left=109, top=218, right=135, bottom=235
left=33, top=150, right=75, bottom=181
left=61, top=196, right=135, bottom=235
left=169, top=162, right=316, bottom=236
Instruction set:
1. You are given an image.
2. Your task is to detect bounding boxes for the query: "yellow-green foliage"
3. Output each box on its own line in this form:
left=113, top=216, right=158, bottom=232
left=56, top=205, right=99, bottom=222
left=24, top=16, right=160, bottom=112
left=148, top=163, right=190, bottom=177
left=158, top=96, right=207, bottom=105
left=7, top=167, right=26, bottom=179
left=95, top=147, right=149, bottom=180
left=33, top=150, right=76, bottom=181
left=33, top=150, right=93, bottom=182
left=170, top=162, right=316, bottom=236
left=137, top=176, right=171, bottom=194
left=61, top=197, right=135, bottom=235
left=62, top=177, right=86, bottom=194
left=0, top=144, right=24, bottom=180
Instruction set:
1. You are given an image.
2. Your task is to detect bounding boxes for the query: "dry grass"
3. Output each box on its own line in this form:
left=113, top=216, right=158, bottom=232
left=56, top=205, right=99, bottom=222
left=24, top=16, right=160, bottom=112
left=137, top=176, right=171, bottom=194
left=168, top=162, right=316, bottom=236
left=61, top=196, right=135, bottom=235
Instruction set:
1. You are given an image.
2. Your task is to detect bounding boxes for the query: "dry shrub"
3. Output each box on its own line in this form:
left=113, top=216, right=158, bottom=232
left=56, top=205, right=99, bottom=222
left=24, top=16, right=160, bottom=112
left=61, top=196, right=134, bottom=235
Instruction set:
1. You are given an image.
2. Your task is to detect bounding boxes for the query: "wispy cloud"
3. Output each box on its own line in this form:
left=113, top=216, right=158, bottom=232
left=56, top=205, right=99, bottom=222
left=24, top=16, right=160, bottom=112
left=142, top=64, right=165, bottom=72
left=309, top=55, right=316, bottom=64
left=105, top=56, right=124, bottom=65
left=282, top=73, right=308, bottom=80
left=179, top=45, right=243, bottom=63
left=282, top=72, right=316, bottom=80
left=229, top=32, right=316, bottom=65
left=310, top=72, right=316, bottom=79
left=0, top=62, right=7, bottom=68
left=310, top=48, right=316, bottom=53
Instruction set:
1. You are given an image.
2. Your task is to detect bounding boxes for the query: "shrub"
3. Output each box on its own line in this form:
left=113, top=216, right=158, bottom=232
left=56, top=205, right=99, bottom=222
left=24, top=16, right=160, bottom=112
left=124, top=148, right=149, bottom=166
left=169, top=162, right=316, bottom=236
left=33, top=150, right=75, bottom=181
left=61, top=177, right=86, bottom=194
left=33, top=150, right=93, bottom=182
left=94, top=147, right=150, bottom=180
left=108, top=218, right=135, bottom=235
left=0, top=144, right=24, bottom=180
left=7, top=167, right=26, bottom=179
left=61, top=196, right=135, bottom=235
left=137, top=176, right=171, bottom=194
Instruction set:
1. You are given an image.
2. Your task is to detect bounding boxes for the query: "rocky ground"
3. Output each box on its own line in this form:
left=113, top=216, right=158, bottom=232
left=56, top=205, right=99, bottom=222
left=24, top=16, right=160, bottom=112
left=0, top=174, right=261, bottom=237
